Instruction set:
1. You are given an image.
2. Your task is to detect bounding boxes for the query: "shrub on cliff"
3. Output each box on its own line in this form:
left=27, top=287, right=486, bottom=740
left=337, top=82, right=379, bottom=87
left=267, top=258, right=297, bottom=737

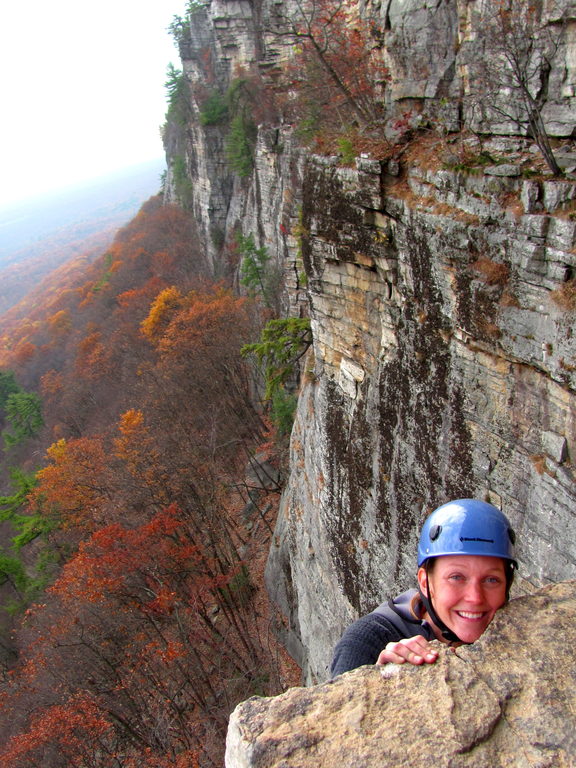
left=272, top=0, right=389, bottom=133
left=465, top=0, right=566, bottom=175
left=241, top=317, right=312, bottom=401
left=199, top=90, right=229, bottom=126
left=226, top=114, right=257, bottom=177
left=164, top=63, right=190, bottom=128
left=238, top=233, right=283, bottom=312
left=224, top=79, right=259, bottom=177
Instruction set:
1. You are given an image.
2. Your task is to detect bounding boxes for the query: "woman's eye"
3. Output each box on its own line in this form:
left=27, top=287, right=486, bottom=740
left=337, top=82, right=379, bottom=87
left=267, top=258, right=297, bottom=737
left=448, top=573, right=464, bottom=582
left=485, top=576, right=503, bottom=584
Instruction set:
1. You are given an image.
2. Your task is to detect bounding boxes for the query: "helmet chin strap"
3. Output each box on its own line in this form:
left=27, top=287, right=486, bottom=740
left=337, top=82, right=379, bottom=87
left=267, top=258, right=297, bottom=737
left=419, top=561, right=466, bottom=645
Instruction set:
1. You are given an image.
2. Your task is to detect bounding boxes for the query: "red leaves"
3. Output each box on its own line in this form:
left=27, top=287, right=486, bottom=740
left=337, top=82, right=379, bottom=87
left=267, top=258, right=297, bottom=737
left=141, top=283, right=250, bottom=358
left=0, top=693, right=113, bottom=767
left=51, top=505, right=205, bottom=610
left=281, top=0, right=389, bottom=127
left=3, top=499, right=264, bottom=764
left=0, top=199, right=206, bottom=396
left=12, top=340, right=36, bottom=365
left=40, top=368, right=64, bottom=397
left=0, top=198, right=286, bottom=765
left=75, top=331, right=114, bottom=379
left=155, top=285, right=249, bottom=362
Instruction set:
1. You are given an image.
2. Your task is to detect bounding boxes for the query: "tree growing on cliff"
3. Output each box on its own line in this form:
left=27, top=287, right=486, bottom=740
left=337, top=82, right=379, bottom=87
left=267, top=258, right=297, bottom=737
left=224, top=78, right=259, bottom=177
left=271, top=0, right=388, bottom=130
left=466, top=0, right=566, bottom=175
left=238, top=233, right=283, bottom=312
left=241, top=317, right=312, bottom=401
left=164, top=63, right=191, bottom=128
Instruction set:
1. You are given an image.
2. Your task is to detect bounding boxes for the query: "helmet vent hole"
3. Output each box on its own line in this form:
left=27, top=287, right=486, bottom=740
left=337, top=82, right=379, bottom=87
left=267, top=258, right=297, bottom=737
left=508, top=528, right=516, bottom=545
left=429, top=524, right=442, bottom=541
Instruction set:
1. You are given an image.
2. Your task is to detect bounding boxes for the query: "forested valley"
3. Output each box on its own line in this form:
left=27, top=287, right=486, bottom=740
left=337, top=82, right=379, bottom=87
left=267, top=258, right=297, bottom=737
left=2, top=0, right=573, bottom=763
left=0, top=196, right=299, bottom=767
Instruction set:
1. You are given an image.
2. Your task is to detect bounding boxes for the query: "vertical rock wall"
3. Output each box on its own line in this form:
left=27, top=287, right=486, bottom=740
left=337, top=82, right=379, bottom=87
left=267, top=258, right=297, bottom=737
left=266, top=153, right=576, bottom=681
left=164, top=0, right=308, bottom=311
left=163, top=0, right=576, bottom=683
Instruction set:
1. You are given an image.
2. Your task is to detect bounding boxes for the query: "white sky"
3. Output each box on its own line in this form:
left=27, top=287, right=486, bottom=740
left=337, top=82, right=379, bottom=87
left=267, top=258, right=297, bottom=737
left=0, top=1, right=187, bottom=206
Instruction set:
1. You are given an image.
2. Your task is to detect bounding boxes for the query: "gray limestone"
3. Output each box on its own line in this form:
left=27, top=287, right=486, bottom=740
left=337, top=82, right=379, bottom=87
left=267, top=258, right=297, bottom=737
left=266, top=153, right=576, bottom=681
left=484, top=164, right=522, bottom=177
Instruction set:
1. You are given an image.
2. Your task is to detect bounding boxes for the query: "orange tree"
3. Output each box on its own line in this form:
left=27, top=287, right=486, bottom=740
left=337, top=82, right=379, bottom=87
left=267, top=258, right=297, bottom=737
left=140, top=283, right=265, bottom=465
left=0, top=505, right=271, bottom=767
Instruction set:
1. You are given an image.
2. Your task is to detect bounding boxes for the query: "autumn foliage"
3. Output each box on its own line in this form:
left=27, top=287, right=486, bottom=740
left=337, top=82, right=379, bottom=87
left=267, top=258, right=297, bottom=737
left=276, top=0, right=389, bottom=131
left=0, top=197, right=298, bottom=767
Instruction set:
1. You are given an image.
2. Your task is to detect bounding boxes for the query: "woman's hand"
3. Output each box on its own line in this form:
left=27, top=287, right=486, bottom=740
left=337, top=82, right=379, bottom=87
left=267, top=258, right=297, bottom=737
left=376, top=635, right=439, bottom=666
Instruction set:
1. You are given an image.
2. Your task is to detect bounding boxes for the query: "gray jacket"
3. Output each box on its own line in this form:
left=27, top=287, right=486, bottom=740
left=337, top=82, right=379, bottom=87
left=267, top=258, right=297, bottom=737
left=330, top=589, right=434, bottom=677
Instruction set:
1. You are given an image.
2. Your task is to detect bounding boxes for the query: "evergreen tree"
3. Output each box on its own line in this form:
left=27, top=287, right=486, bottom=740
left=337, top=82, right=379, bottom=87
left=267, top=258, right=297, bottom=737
left=3, top=392, right=43, bottom=447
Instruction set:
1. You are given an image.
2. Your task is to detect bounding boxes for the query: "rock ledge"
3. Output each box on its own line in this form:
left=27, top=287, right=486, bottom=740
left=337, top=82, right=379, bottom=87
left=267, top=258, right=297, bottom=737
left=226, top=581, right=576, bottom=767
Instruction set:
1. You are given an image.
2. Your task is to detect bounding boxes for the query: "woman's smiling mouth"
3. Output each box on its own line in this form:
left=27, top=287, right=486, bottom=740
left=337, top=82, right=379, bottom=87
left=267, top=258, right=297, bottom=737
left=456, top=610, right=486, bottom=620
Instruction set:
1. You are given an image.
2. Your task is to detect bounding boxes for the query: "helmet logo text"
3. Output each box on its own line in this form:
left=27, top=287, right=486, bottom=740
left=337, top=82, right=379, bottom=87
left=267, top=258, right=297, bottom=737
left=460, top=537, right=494, bottom=543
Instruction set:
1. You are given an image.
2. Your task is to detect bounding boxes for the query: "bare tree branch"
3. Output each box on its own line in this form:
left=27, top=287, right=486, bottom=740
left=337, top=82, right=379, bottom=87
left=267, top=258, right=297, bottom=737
left=464, top=0, right=567, bottom=174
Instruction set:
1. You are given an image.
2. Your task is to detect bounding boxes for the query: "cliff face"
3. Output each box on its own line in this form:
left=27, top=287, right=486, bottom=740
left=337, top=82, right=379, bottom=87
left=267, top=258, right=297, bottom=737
left=166, top=0, right=576, bottom=276
left=164, top=0, right=576, bottom=682
left=266, top=149, right=576, bottom=680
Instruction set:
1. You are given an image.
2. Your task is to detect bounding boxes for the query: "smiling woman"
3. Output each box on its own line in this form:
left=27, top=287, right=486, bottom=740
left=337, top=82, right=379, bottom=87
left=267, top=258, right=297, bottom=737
left=330, top=499, right=518, bottom=677
left=418, top=555, right=507, bottom=645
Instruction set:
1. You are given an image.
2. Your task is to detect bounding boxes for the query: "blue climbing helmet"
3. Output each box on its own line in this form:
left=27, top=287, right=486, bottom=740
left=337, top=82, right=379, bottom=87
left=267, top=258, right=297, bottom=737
left=418, top=498, right=517, bottom=568
left=417, top=499, right=517, bottom=644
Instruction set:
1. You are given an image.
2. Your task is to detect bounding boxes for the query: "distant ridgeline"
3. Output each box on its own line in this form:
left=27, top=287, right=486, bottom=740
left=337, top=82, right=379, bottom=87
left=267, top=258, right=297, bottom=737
left=0, top=159, right=164, bottom=314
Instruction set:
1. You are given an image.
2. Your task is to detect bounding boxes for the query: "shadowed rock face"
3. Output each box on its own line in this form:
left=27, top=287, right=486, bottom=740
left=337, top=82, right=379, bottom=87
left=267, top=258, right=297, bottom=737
left=226, top=581, right=576, bottom=768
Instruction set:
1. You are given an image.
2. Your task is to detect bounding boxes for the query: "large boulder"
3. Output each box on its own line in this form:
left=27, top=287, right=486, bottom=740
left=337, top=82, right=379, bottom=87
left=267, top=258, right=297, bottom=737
left=226, top=581, right=576, bottom=767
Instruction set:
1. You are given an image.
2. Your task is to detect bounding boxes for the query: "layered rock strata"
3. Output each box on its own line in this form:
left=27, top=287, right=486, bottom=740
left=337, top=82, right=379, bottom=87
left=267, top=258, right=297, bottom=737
left=165, top=0, right=576, bottom=269
left=266, top=144, right=576, bottom=680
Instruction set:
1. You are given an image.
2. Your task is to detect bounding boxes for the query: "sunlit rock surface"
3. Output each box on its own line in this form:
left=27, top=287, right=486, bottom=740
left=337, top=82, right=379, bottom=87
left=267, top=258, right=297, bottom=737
left=226, top=581, right=576, bottom=768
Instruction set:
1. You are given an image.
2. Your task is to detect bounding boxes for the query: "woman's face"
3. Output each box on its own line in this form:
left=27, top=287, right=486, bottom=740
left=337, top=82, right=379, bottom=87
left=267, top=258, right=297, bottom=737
left=418, top=555, right=507, bottom=644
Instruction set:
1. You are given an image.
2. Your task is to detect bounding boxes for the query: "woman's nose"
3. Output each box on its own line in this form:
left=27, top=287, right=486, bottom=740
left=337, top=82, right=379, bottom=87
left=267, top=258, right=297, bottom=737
left=463, top=580, right=485, bottom=603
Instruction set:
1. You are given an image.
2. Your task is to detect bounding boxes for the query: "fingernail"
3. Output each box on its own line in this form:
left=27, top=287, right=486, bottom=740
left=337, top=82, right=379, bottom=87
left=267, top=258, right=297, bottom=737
left=414, top=655, right=422, bottom=661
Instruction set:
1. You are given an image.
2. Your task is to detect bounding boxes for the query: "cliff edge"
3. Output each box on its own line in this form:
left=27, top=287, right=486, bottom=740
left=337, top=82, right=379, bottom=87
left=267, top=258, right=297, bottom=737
left=226, top=580, right=576, bottom=767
